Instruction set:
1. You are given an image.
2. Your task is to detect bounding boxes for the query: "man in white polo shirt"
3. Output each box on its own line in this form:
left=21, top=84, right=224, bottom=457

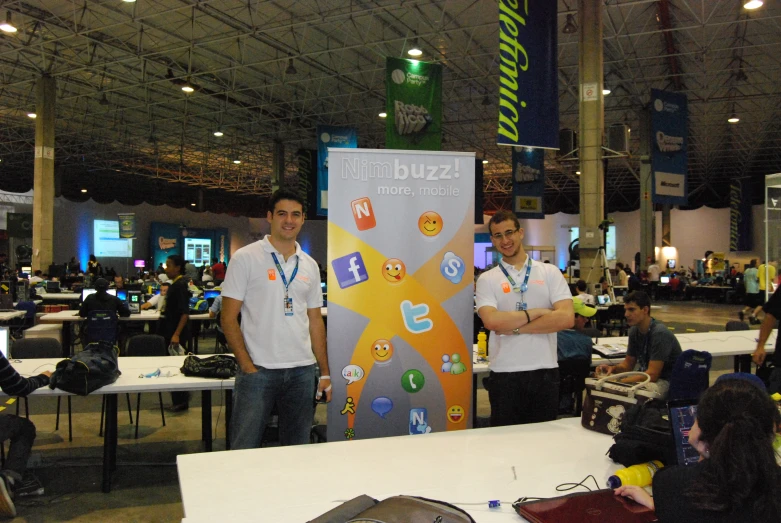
left=221, top=189, right=331, bottom=449
left=476, top=210, right=574, bottom=426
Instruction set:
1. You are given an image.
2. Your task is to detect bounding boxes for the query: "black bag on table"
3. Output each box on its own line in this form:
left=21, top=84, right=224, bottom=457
left=608, top=399, right=676, bottom=467
left=49, top=341, right=121, bottom=396
left=180, top=354, right=237, bottom=379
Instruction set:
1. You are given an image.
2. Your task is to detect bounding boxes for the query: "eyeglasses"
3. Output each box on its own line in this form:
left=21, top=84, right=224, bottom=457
left=491, top=229, right=519, bottom=240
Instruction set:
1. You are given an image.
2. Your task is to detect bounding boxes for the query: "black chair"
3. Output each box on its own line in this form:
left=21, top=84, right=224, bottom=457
left=725, top=320, right=749, bottom=332
left=11, top=338, right=72, bottom=441
left=85, top=310, right=119, bottom=346
left=125, top=335, right=167, bottom=439
left=557, top=359, right=591, bottom=416
left=600, top=304, right=627, bottom=336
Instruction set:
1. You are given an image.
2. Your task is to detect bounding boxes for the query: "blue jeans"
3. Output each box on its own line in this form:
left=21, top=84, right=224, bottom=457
left=230, top=364, right=316, bottom=449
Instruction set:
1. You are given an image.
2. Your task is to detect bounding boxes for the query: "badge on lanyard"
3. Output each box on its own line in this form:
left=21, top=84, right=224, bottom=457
left=515, top=302, right=527, bottom=311
left=284, top=297, right=293, bottom=316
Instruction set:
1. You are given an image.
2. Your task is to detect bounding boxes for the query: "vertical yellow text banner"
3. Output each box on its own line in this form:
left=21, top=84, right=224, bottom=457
left=327, top=149, right=475, bottom=441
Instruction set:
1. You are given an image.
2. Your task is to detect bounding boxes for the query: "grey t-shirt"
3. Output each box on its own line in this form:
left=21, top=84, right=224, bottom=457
left=626, top=319, right=682, bottom=381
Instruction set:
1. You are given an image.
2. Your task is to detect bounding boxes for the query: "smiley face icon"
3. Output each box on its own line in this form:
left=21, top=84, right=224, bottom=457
left=382, top=258, right=406, bottom=284
left=447, top=405, right=465, bottom=423
left=371, top=339, right=394, bottom=364
left=418, top=211, right=443, bottom=237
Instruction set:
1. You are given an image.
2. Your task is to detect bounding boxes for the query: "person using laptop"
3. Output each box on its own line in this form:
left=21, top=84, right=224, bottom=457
left=141, top=282, right=168, bottom=311
left=595, top=291, right=681, bottom=398
left=0, top=352, right=52, bottom=517
left=615, top=377, right=781, bottom=522
left=575, top=280, right=595, bottom=306
left=28, top=271, right=44, bottom=285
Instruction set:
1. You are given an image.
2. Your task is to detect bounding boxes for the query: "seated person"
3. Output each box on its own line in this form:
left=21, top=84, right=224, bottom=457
left=557, top=297, right=599, bottom=361
left=669, top=272, right=681, bottom=291
left=141, top=282, right=168, bottom=311
left=28, top=271, right=44, bottom=285
left=575, top=280, right=595, bottom=306
left=0, top=354, right=52, bottom=517
left=113, top=275, right=125, bottom=290
left=595, top=291, right=681, bottom=397
left=616, top=376, right=781, bottom=522
left=79, top=278, right=130, bottom=318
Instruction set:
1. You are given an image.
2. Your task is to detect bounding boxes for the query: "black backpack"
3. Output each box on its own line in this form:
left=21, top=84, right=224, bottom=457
left=49, top=341, right=121, bottom=395
left=180, top=354, right=237, bottom=379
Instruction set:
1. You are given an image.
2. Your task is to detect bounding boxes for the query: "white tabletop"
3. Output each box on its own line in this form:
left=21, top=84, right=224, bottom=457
left=39, top=293, right=82, bottom=301
left=4, top=356, right=234, bottom=396
left=177, top=417, right=619, bottom=522
left=39, top=310, right=161, bottom=322
left=0, top=311, right=25, bottom=321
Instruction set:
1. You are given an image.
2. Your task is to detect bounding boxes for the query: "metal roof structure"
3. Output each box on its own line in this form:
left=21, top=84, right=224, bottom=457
left=1, top=0, right=780, bottom=215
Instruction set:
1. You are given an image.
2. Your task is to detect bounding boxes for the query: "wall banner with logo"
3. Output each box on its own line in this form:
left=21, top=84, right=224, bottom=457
left=729, top=178, right=752, bottom=252
left=386, top=58, right=442, bottom=151
left=496, top=0, right=559, bottom=149
left=317, top=126, right=357, bottom=217
left=512, top=147, right=545, bottom=219
left=117, top=213, right=136, bottom=239
left=651, top=89, right=688, bottom=205
left=327, top=148, right=474, bottom=441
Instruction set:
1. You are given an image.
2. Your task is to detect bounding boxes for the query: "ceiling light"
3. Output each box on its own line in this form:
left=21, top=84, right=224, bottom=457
left=213, top=131, right=224, bottom=137
left=27, top=112, right=36, bottom=119
left=378, top=112, right=387, bottom=118
left=576, top=171, right=581, bottom=175
left=285, top=58, right=297, bottom=75
left=482, top=159, right=489, bottom=164
left=233, top=159, right=241, bottom=164
left=122, top=0, right=137, bottom=3
left=0, top=12, right=18, bottom=33
left=562, top=14, right=578, bottom=34
left=191, top=203, right=196, bottom=207
left=181, top=83, right=194, bottom=93
left=81, top=188, right=88, bottom=193
left=728, top=114, right=740, bottom=124
left=407, top=46, right=423, bottom=57
left=603, top=88, right=611, bottom=95
left=743, top=1, right=764, bottom=9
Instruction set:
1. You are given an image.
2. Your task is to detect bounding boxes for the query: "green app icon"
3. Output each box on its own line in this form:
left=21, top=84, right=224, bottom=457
left=401, top=369, right=425, bottom=393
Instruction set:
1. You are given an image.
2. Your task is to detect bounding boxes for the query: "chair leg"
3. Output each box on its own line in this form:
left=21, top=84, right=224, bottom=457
left=158, top=392, right=166, bottom=427
left=68, top=396, right=73, bottom=442
left=126, top=394, right=133, bottom=424
left=99, top=396, right=105, bottom=437
left=135, top=393, right=141, bottom=439
left=56, top=397, right=61, bottom=430
left=24, top=397, right=29, bottom=419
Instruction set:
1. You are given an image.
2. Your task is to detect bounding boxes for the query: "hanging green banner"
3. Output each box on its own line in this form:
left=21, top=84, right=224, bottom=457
left=386, top=57, right=442, bottom=150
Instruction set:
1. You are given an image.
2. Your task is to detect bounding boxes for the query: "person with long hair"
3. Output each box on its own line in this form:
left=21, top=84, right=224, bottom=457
left=616, top=378, right=781, bottom=522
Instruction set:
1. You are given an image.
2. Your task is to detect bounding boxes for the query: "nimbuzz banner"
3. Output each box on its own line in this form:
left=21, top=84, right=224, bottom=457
left=512, top=147, right=545, bottom=219
left=651, top=89, right=688, bottom=205
left=497, top=0, right=559, bottom=148
left=117, top=213, right=136, bottom=239
left=730, top=178, right=753, bottom=252
left=317, top=126, right=357, bottom=216
left=386, top=58, right=442, bottom=151
left=327, top=149, right=474, bottom=441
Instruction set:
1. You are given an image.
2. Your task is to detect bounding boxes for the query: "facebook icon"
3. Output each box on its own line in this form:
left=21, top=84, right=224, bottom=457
left=332, top=252, right=369, bottom=289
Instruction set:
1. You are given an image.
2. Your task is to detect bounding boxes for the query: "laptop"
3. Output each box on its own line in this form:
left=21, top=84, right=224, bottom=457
left=45, top=281, right=61, bottom=293
left=514, top=489, right=656, bottom=522
left=116, top=289, right=128, bottom=302
left=0, top=294, right=13, bottom=311
left=203, top=289, right=220, bottom=300
left=660, top=276, right=670, bottom=284
left=668, top=398, right=700, bottom=466
left=597, top=294, right=611, bottom=306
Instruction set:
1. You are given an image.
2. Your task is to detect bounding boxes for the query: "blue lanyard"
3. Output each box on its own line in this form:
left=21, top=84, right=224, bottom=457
left=499, top=257, right=532, bottom=293
left=270, top=253, right=299, bottom=297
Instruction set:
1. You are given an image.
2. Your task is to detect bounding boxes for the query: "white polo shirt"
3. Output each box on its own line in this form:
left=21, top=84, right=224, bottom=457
left=221, top=236, right=323, bottom=369
left=475, top=256, right=573, bottom=372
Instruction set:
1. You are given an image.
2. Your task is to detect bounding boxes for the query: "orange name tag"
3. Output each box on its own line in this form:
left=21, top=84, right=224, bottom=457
left=268, top=269, right=277, bottom=281
left=501, top=282, right=511, bottom=293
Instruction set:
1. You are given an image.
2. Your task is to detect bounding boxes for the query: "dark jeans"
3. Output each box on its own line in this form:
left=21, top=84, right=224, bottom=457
left=488, top=368, right=560, bottom=427
left=230, top=364, right=316, bottom=449
left=0, top=415, right=36, bottom=482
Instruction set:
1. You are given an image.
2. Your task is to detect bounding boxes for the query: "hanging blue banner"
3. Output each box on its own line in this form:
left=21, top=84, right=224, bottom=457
left=497, top=0, right=558, bottom=149
left=317, top=125, right=357, bottom=217
left=651, top=89, right=688, bottom=205
left=730, top=178, right=753, bottom=252
left=512, top=147, right=545, bottom=219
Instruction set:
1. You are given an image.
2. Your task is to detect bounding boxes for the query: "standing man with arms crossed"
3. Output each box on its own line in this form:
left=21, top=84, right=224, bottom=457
left=476, top=210, right=574, bottom=426
left=221, top=189, right=331, bottom=449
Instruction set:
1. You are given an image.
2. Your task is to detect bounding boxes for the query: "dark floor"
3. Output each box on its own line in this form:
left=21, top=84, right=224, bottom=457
left=4, top=301, right=757, bottom=522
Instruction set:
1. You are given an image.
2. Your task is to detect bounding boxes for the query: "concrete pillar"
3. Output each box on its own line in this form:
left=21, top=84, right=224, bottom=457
left=578, top=0, right=605, bottom=283
left=271, top=141, right=284, bottom=193
left=33, top=75, right=56, bottom=273
left=639, top=110, right=654, bottom=271
left=661, top=205, right=671, bottom=248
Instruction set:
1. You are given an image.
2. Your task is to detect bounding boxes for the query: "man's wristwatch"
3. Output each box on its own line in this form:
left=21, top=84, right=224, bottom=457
left=512, top=328, right=520, bottom=335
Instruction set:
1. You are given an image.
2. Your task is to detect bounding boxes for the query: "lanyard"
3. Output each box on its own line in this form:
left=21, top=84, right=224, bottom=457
left=271, top=252, right=299, bottom=297
left=499, top=256, right=532, bottom=293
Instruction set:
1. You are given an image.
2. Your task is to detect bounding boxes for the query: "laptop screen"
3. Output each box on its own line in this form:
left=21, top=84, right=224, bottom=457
left=0, top=327, right=7, bottom=358
left=597, top=295, right=610, bottom=306
left=660, top=276, right=670, bottom=284
left=669, top=399, right=700, bottom=466
left=116, top=289, right=128, bottom=301
left=46, top=281, right=60, bottom=292
left=203, top=290, right=220, bottom=299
